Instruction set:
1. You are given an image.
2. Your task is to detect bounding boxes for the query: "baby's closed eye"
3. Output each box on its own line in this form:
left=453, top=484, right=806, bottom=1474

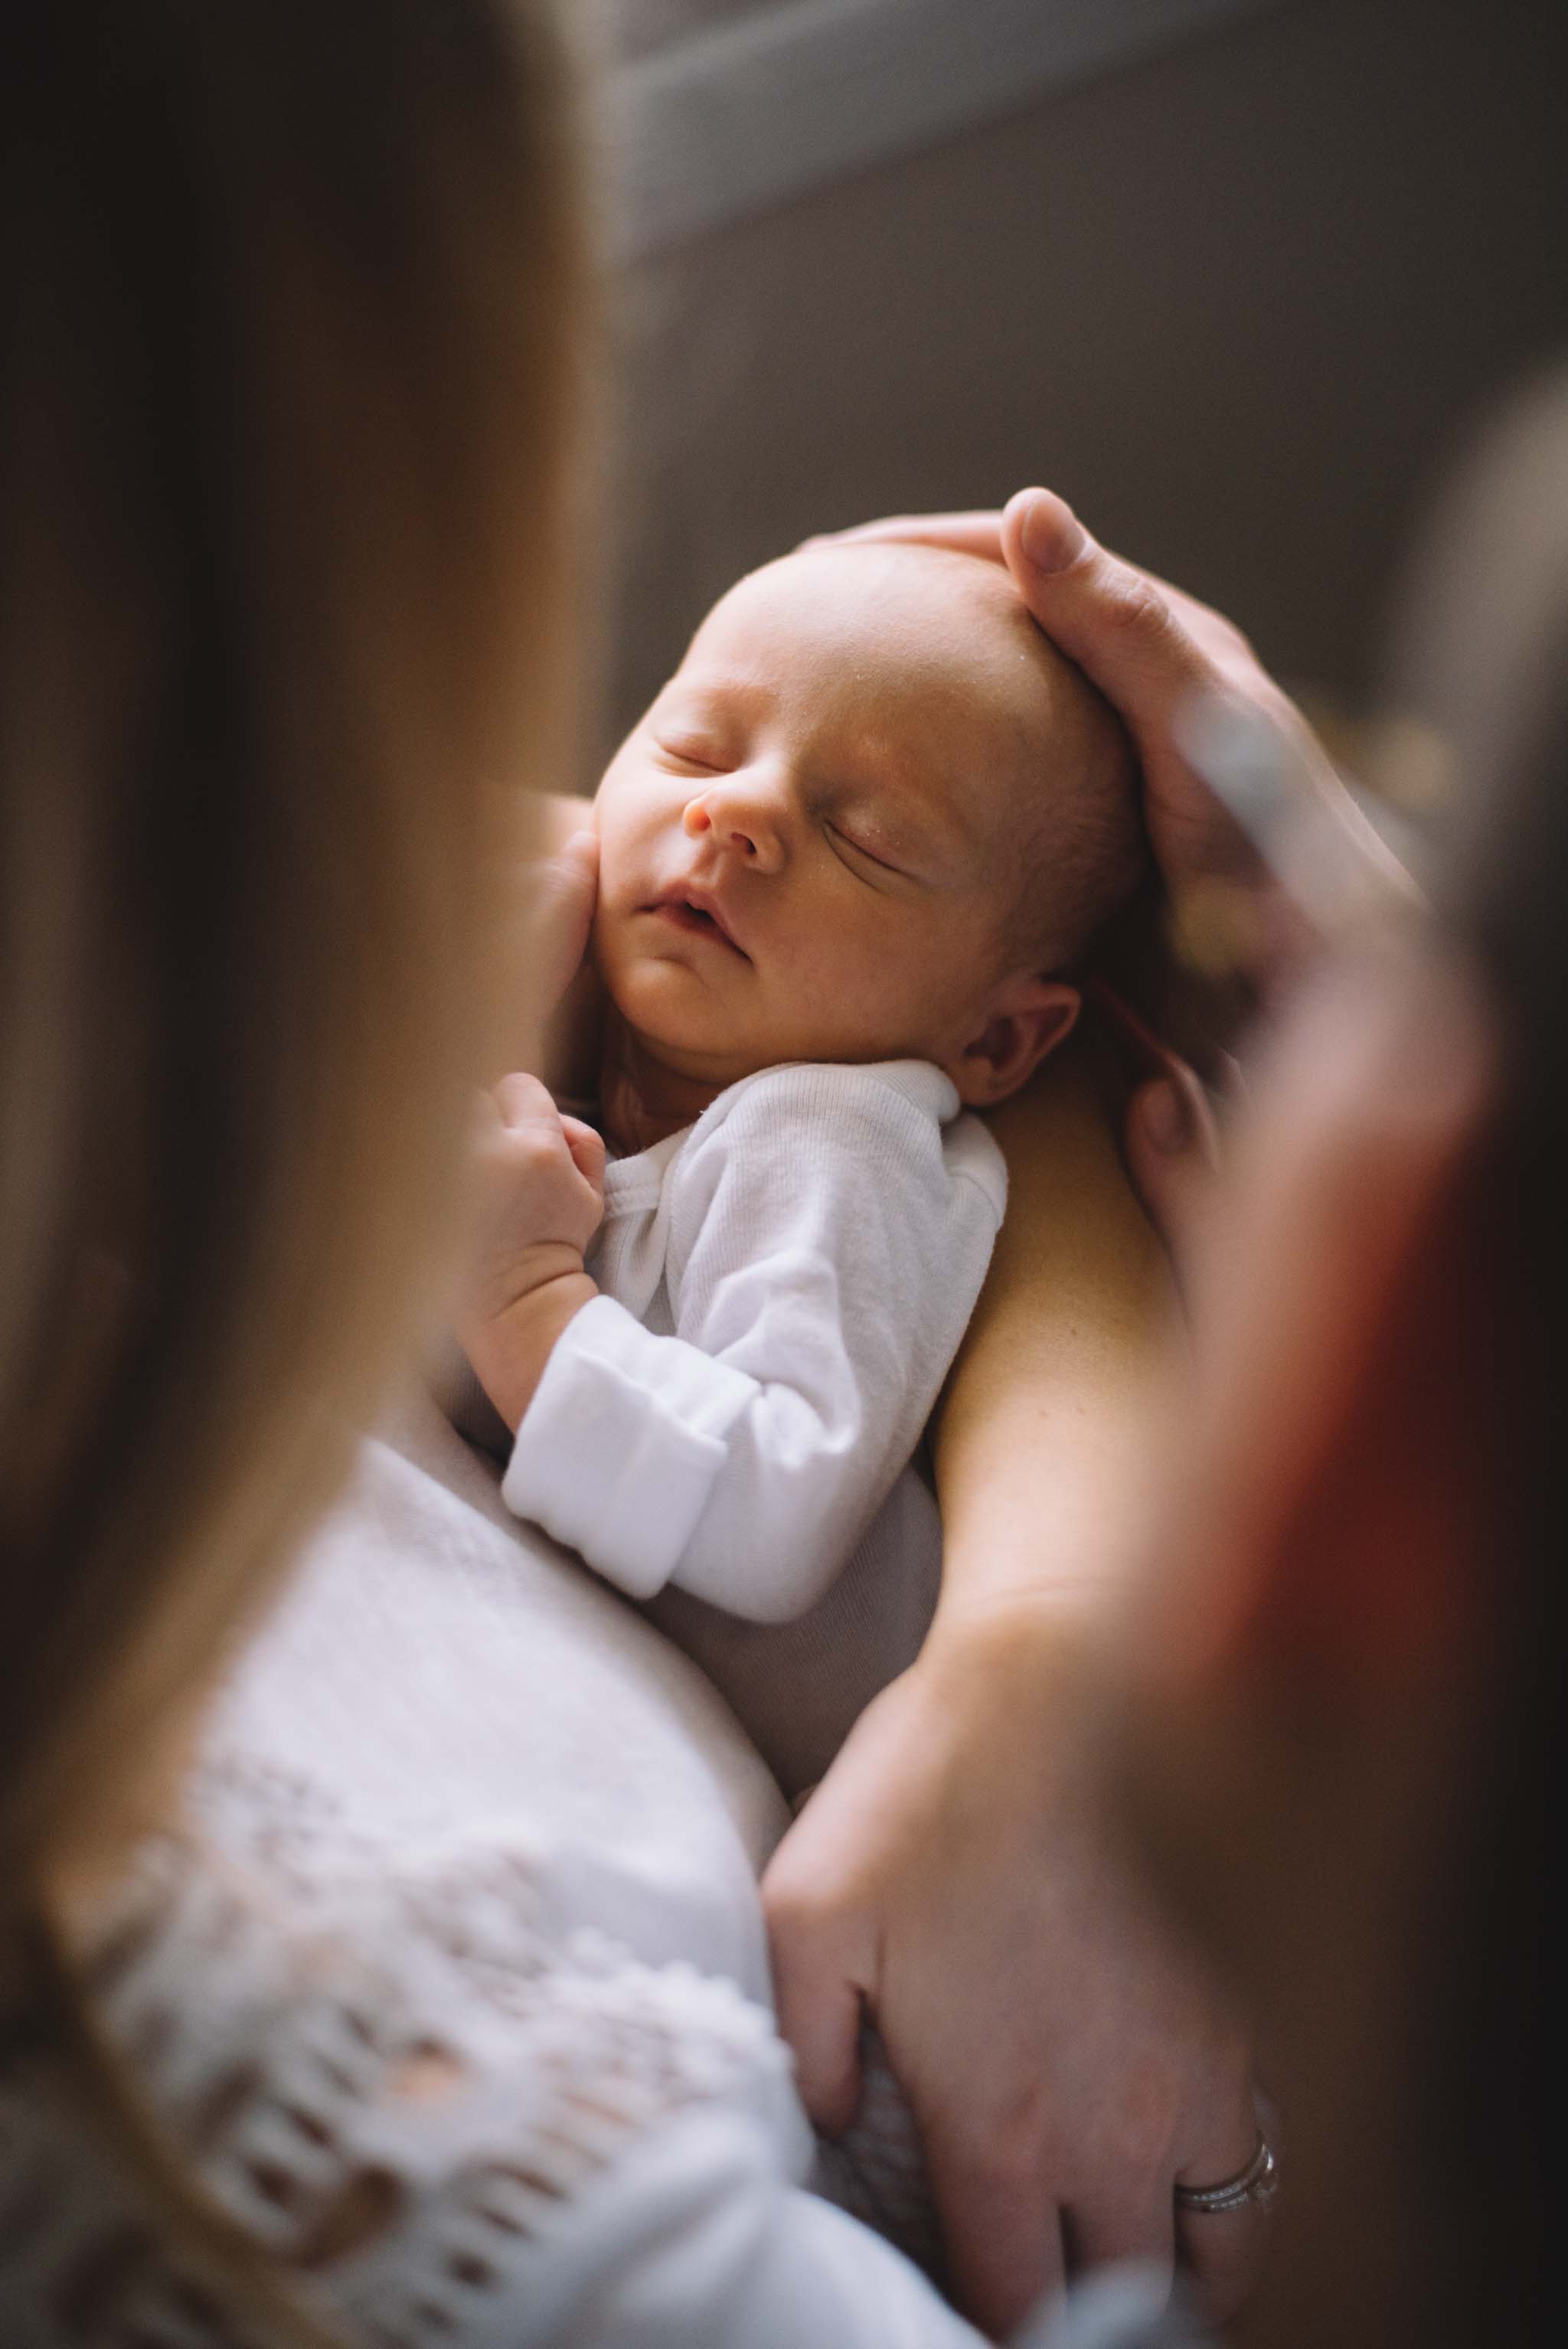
left=826, top=821, right=906, bottom=879
left=654, top=730, right=731, bottom=773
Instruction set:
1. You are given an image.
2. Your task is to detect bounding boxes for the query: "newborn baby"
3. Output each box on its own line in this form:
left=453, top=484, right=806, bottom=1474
left=459, top=542, right=1141, bottom=1795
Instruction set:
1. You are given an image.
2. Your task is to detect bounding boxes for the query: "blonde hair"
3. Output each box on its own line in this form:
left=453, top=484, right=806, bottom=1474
left=0, top=0, right=586, bottom=2331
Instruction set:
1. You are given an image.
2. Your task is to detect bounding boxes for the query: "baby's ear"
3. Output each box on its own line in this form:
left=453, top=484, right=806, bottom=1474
left=948, top=978, right=1080, bottom=1107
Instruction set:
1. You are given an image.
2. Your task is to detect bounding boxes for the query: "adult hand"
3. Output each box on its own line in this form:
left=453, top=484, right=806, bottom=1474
left=762, top=1612, right=1267, bottom=2339
left=815, top=495, right=1405, bottom=990
left=1122, top=1070, right=1229, bottom=1310
left=518, top=820, right=599, bottom=1023
left=495, top=811, right=599, bottom=1081
left=1092, top=982, right=1233, bottom=1308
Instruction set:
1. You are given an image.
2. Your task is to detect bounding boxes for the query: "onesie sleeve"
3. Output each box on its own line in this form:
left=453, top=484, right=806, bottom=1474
left=501, top=1063, right=1005, bottom=1620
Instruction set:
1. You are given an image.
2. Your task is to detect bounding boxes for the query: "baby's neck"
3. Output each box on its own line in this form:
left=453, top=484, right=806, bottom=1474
left=598, top=1013, right=732, bottom=1155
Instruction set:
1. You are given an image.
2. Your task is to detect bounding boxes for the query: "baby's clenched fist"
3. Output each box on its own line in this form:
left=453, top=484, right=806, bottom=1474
left=458, top=1073, right=604, bottom=1430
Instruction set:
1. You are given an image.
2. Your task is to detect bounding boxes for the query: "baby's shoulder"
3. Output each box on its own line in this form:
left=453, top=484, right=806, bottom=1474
left=691, top=1057, right=959, bottom=1148
left=684, top=1060, right=1003, bottom=1217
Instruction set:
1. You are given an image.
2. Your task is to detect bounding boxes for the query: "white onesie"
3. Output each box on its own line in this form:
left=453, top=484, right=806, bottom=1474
left=499, top=1059, right=1006, bottom=1793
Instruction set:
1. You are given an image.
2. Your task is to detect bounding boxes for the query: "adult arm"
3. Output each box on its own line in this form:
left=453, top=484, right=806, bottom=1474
left=763, top=1037, right=1260, bottom=2338
left=762, top=503, right=1354, bottom=2335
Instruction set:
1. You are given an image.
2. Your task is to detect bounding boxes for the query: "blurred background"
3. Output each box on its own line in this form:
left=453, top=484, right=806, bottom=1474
left=583, top=0, right=1567, bottom=778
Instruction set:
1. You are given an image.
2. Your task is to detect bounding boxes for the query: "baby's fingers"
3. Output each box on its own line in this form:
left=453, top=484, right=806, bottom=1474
left=559, top=1116, right=606, bottom=1199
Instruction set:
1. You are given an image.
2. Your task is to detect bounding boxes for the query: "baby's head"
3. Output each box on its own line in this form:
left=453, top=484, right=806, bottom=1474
left=593, top=541, right=1143, bottom=1103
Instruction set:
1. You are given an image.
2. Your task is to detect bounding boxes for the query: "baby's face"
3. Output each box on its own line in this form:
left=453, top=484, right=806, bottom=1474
left=593, top=544, right=1063, bottom=1090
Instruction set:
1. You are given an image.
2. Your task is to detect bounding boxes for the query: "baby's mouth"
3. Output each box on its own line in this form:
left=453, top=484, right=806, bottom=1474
left=651, top=892, right=750, bottom=959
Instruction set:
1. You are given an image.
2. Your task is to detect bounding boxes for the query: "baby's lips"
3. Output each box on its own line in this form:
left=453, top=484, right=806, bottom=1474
left=652, top=884, right=750, bottom=959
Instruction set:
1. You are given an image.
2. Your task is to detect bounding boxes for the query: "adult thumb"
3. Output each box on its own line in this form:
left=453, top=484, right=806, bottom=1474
left=1124, top=1074, right=1222, bottom=1299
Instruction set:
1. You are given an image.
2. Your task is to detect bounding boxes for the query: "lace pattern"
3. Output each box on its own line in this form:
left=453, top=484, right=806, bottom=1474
left=0, top=1832, right=797, bottom=2347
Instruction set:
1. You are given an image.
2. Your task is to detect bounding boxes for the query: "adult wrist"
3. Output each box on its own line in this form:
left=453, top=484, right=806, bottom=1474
left=918, top=1583, right=1110, bottom=1735
left=887, top=1599, right=1112, bottom=1844
left=926, top=1547, right=1113, bottom=1659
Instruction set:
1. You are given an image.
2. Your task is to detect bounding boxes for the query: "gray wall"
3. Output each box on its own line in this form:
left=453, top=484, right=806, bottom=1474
left=590, top=0, right=1567, bottom=773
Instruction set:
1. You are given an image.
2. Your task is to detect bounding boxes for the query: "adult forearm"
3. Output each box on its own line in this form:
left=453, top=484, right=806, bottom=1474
left=767, top=1027, right=1253, bottom=2339
left=929, top=1033, right=1176, bottom=1640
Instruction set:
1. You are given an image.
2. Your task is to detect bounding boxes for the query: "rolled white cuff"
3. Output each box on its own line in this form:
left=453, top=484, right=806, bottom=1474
left=501, top=1294, right=758, bottom=1596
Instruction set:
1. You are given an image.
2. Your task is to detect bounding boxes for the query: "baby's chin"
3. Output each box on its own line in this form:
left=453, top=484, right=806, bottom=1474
left=604, top=959, right=773, bottom=1082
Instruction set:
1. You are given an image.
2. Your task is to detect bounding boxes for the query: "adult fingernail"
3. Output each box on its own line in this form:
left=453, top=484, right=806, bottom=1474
left=1139, top=1078, right=1189, bottom=1152
left=1016, top=490, right=1088, bottom=574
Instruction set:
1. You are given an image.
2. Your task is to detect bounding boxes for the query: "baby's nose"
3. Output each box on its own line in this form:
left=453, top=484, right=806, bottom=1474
left=683, top=782, right=783, bottom=869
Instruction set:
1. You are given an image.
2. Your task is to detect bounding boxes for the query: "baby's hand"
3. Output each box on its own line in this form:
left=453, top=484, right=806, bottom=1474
left=458, top=1074, right=605, bottom=1428
left=465, top=1073, right=605, bottom=1318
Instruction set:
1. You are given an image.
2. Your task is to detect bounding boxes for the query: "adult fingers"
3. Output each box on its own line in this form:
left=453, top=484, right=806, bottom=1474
left=810, top=498, right=1254, bottom=677
left=1119, top=567, right=1258, bottom=670
left=1171, top=2080, right=1276, bottom=2322
left=1214, top=1048, right=1248, bottom=1110
left=763, top=1899, right=867, bottom=2138
left=532, top=825, right=599, bottom=916
left=1063, top=2181, right=1174, bottom=2302
left=784, top=1992, right=863, bottom=2142
left=999, top=490, right=1220, bottom=747
left=1176, top=2199, right=1271, bottom=2323
left=520, top=827, right=599, bottom=1010
left=1122, top=1078, right=1225, bottom=1308
left=921, top=2116, right=1065, bottom=2339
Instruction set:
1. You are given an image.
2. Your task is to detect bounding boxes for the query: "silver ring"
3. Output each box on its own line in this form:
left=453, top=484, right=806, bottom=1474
left=1174, top=2133, right=1279, bottom=2215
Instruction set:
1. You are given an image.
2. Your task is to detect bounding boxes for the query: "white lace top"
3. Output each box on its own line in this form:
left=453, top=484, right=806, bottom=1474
left=4, top=1828, right=864, bottom=2346
left=0, top=1393, right=1011, bottom=2347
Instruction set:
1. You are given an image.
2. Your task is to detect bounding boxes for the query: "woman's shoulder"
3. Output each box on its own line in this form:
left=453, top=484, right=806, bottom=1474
left=0, top=1831, right=809, bottom=2347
